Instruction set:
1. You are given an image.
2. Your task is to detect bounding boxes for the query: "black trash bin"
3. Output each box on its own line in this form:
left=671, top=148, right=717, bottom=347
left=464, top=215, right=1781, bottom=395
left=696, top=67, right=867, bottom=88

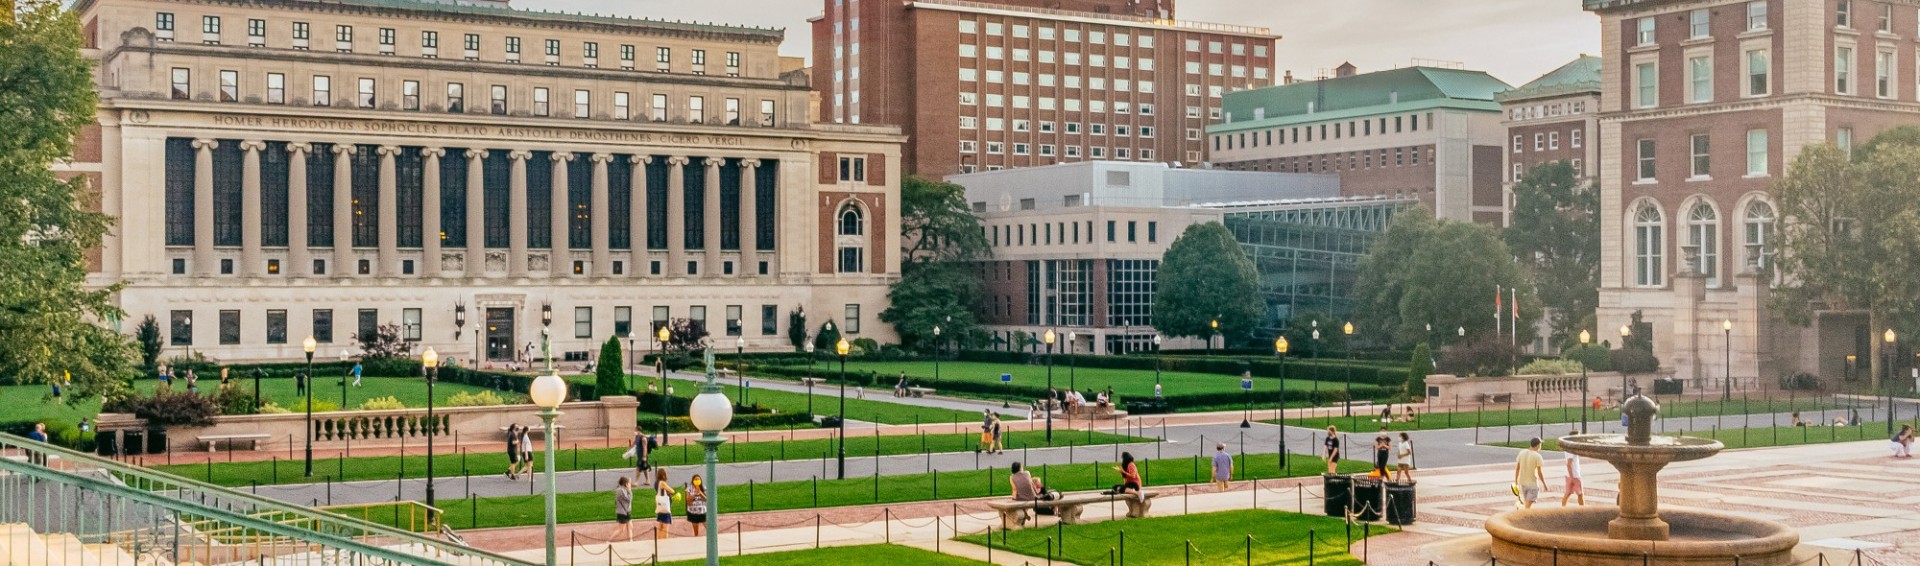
left=1350, top=477, right=1384, bottom=522
left=1321, top=474, right=1351, bottom=517
left=95, top=433, right=117, bottom=457
left=145, top=428, right=168, bottom=455
left=1386, top=481, right=1417, bottom=525
left=122, top=429, right=144, bottom=456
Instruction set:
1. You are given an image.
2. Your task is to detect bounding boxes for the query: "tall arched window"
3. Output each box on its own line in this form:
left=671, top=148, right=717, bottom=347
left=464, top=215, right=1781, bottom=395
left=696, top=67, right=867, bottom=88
left=1687, top=202, right=1720, bottom=287
left=1634, top=202, right=1665, bottom=287
left=836, top=202, right=867, bottom=273
left=1744, top=200, right=1776, bottom=274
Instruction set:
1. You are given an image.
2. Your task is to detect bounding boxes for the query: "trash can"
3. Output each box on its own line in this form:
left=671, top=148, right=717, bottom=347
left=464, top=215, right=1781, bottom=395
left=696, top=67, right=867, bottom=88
left=1350, top=476, right=1384, bottom=522
left=145, top=428, right=168, bottom=455
left=1386, top=481, right=1417, bottom=525
left=121, top=429, right=144, bottom=456
left=1322, top=474, right=1351, bottom=517
left=95, top=432, right=117, bottom=457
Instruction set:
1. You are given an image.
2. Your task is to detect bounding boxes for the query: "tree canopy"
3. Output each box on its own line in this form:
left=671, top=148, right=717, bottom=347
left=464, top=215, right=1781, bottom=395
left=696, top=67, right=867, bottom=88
left=1354, top=208, right=1541, bottom=348
left=0, top=1, right=136, bottom=401
left=1153, top=222, right=1263, bottom=341
left=1772, top=129, right=1920, bottom=387
left=1504, top=161, right=1599, bottom=349
left=879, top=261, right=983, bottom=352
left=883, top=175, right=990, bottom=349
left=898, top=175, right=991, bottom=265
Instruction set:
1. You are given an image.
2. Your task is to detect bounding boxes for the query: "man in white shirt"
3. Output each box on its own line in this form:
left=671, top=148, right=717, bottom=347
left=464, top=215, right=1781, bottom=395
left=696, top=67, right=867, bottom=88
left=1561, top=430, right=1585, bottom=507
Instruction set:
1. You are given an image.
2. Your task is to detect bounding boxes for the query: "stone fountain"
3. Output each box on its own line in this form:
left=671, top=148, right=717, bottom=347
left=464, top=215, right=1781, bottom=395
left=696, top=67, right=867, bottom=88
left=1484, top=395, right=1799, bottom=565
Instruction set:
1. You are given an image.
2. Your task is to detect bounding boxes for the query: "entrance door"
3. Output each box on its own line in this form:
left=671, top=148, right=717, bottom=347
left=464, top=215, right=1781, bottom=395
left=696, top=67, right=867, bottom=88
left=485, top=308, right=515, bottom=361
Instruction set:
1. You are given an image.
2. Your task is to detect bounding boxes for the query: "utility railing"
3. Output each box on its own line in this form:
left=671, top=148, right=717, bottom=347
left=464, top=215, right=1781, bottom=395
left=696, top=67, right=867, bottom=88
left=0, top=432, right=535, bottom=566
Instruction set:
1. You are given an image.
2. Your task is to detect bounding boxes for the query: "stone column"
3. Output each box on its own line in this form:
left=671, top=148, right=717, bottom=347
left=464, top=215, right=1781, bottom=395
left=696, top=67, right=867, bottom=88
left=286, top=143, right=311, bottom=276
left=550, top=152, right=573, bottom=277
left=464, top=149, right=486, bottom=278
left=665, top=156, right=689, bottom=276
left=740, top=159, right=760, bottom=278
left=377, top=145, right=400, bottom=277
left=508, top=150, right=531, bottom=278
left=239, top=140, right=265, bottom=277
left=630, top=156, right=650, bottom=275
left=590, top=154, right=612, bottom=277
left=332, top=145, right=356, bottom=277
left=422, top=148, right=444, bottom=278
left=191, top=139, right=217, bottom=276
left=703, top=157, right=722, bottom=276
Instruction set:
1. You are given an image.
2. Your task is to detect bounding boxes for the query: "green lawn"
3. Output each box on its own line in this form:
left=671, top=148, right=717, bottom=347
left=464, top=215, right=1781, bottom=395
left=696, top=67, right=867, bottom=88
left=431, top=452, right=1372, bottom=530
left=1279, top=396, right=1845, bottom=434
left=957, top=509, right=1380, bottom=566
left=622, top=380, right=1002, bottom=425
left=154, top=430, right=1146, bottom=487
left=660, top=544, right=985, bottom=566
left=1, top=384, right=102, bottom=427
left=3, top=377, right=503, bottom=427
left=1496, top=421, right=1905, bottom=451
left=757, top=360, right=1346, bottom=401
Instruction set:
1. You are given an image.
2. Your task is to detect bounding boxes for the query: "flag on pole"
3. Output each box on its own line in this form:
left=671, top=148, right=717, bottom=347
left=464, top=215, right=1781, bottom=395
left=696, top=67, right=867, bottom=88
left=1511, top=287, right=1520, bottom=348
left=1494, top=286, right=1503, bottom=337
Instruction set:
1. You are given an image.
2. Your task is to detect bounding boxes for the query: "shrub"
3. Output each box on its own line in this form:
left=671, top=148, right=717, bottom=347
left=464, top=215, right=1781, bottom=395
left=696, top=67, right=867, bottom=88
left=213, top=386, right=261, bottom=416
left=851, top=338, right=881, bottom=355
left=358, top=396, right=406, bottom=411
left=288, top=398, right=340, bottom=413
left=1609, top=348, right=1660, bottom=375
left=1407, top=343, right=1434, bottom=399
left=446, top=390, right=508, bottom=407
left=1436, top=337, right=1520, bottom=377
left=1516, top=359, right=1585, bottom=376
left=1779, top=372, right=1821, bottom=391
left=104, top=390, right=220, bottom=426
left=357, top=323, right=414, bottom=360
left=257, top=402, right=293, bottom=414
left=595, top=336, right=626, bottom=399
left=1562, top=344, right=1613, bottom=372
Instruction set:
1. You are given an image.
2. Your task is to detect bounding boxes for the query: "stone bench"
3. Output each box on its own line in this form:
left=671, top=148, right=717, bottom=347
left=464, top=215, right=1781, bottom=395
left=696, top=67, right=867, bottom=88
left=906, top=386, right=937, bottom=398
left=1056, top=405, right=1128, bottom=420
left=799, top=377, right=826, bottom=387
left=986, top=490, right=1160, bottom=529
left=198, top=433, right=270, bottom=452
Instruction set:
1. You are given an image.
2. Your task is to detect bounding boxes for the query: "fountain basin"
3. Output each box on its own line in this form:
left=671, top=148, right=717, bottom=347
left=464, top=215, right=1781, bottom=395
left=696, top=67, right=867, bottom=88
left=1488, top=506, right=1799, bottom=566
left=1558, top=434, right=1725, bottom=464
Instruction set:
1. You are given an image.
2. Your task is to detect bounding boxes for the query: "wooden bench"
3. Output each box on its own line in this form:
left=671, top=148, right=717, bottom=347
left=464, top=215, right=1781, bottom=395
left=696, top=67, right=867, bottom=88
left=907, top=386, right=937, bottom=398
left=987, top=491, right=1161, bottom=529
left=198, top=433, right=270, bottom=452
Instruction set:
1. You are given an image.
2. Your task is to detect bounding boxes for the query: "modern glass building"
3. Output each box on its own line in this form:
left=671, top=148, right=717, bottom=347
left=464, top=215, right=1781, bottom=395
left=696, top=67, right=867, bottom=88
left=1218, top=199, right=1411, bottom=334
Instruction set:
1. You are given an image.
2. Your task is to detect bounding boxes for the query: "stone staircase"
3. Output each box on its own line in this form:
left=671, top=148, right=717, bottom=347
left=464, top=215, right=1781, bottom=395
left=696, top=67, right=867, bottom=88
left=0, top=523, right=165, bottom=566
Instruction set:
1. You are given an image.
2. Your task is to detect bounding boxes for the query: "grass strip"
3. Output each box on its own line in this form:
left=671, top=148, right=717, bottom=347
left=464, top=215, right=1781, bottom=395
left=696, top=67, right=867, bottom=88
left=955, top=508, right=1384, bottom=566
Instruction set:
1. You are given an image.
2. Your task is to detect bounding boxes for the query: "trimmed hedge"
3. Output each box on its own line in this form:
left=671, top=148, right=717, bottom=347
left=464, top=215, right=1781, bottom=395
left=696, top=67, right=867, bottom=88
left=742, top=363, right=1390, bottom=414
left=947, top=350, right=1411, bottom=387
left=149, top=362, right=601, bottom=402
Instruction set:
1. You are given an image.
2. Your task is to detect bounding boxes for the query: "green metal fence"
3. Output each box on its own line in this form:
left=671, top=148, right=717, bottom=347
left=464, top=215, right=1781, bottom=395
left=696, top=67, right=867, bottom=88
left=0, top=432, right=537, bottom=566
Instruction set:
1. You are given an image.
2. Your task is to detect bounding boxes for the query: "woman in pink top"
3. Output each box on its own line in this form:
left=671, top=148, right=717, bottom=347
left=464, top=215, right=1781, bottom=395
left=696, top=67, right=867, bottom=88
left=1111, top=452, right=1143, bottom=501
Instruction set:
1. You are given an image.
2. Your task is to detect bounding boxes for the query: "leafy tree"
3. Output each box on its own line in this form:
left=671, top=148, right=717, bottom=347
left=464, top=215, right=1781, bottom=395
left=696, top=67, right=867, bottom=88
left=880, top=262, right=982, bottom=352
left=813, top=321, right=842, bottom=353
left=134, top=315, right=163, bottom=369
left=1280, top=310, right=1349, bottom=357
left=899, top=175, right=991, bottom=265
left=0, top=1, right=136, bottom=402
left=356, top=324, right=412, bottom=360
left=1772, top=135, right=1920, bottom=387
left=1406, top=343, right=1434, bottom=399
left=1154, top=222, right=1263, bottom=342
left=1354, top=208, right=1541, bottom=348
left=786, top=308, right=809, bottom=352
left=1505, top=161, right=1599, bottom=349
left=663, top=318, right=710, bottom=354
left=595, top=336, right=625, bottom=396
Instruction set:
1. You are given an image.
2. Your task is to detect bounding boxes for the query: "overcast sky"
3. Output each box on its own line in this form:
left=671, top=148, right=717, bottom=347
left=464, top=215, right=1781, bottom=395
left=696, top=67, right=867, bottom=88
left=532, top=0, right=1601, bottom=86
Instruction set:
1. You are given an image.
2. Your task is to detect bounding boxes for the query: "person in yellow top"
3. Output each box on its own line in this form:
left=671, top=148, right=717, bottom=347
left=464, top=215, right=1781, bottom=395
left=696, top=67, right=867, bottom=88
left=1513, top=437, right=1547, bottom=509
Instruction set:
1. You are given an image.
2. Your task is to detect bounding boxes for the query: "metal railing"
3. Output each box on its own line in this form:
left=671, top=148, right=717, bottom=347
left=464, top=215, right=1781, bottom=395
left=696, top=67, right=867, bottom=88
left=0, top=432, right=536, bottom=566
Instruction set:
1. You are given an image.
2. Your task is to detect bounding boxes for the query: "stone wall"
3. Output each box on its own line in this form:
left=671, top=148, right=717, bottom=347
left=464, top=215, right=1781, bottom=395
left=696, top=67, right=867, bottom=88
left=163, top=396, right=637, bottom=453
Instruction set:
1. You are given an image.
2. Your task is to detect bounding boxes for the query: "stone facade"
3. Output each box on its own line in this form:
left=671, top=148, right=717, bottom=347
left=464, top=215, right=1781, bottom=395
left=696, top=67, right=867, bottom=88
left=71, top=0, right=907, bottom=364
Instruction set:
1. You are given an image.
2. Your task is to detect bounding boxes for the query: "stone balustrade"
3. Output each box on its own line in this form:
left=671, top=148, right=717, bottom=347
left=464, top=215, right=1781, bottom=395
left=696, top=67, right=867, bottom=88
left=161, top=396, right=638, bottom=453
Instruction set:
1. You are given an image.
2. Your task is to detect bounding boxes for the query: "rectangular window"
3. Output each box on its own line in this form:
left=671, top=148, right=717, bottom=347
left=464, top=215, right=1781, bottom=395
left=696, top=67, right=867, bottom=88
left=621, top=44, right=635, bottom=65
left=613, top=306, right=632, bottom=337
left=1636, top=62, right=1658, bottom=108
left=1837, top=0, right=1851, bottom=27
left=312, top=309, right=333, bottom=343
left=838, top=156, right=867, bottom=182
left=1746, top=129, right=1769, bottom=176
left=402, top=80, right=419, bottom=110
left=170, top=68, right=190, bottom=100
left=1875, top=51, right=1893, bottom=98
left=725, top=97, right=740, bottom=125
left=688, top=96, right=704, bottom=123
left=691, top=49, right=706, bottom=65
left=506, top=36, right=521, bottom=57
left=312, top=75, right=331, bottom=106
left=1878, top=3, right=1892, bottom=32
left=1689, top=56, right=1713, bottom=102
left=156, top=12, right=174, bottom=32
left=218, top=310, right=239, bottom=345
left=574, top=89, right=590, bottom=118
left=584, top=41, right=598, bottom=60
left=1637, top=17, right=1656, bottom=45
left=844, top=304, right=861, bottom=334
left=170, top=310, right=193, bottom=345
left=402, top=308, right=423, bottom=341
left=614, top=92, right=629, bottom=119
left=760, top=99, right=776, bottom=126
left=465, top=33, right=480, bottom=51
left=574, top=306, right=593, bottom=339
left=490, top=85, right=507, bottom=115
left=1836, top=46, right=1854, bottom=94
left=651, top=94, right=667, bottom=121
left=202, top=15, right=220, bottom=35
left=1690, top=134, right=1711, bottom=178
left=446, top=82, right=464, bottom=113
left=1689, top=9, right=1710, bottom=38
left=725, top=305, right=742, bottom=336
left=266, top=309, right=288, bottom=344
left=544, top=38, right=559, bottom=56
left=656, top=47, right=671, bottom=64
left=421, top=30, right=438, bottom=49
left=218, top=70, right=238, bottom=102
left=761, top=305, right=778, bottom=336
left=533, top=87, right=549, bottom=116
left=1747, top=49, right=1771, bottom=96
left=1637, top=139, right=1657, bottom=181
left=357, top=78, right=375, bottom=108
left=1747, top=1, right=1768, bottom=30
left=266, top=72, right=284, bottom=104
left=356, top=309, right=378, bottom=343
left=247, top=19, right=264, bottom=43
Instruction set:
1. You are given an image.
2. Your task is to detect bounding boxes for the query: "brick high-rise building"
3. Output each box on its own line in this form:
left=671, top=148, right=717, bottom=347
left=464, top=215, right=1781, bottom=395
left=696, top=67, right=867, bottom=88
left=810, top=0, right=1279, bottom=176
left=1586, top=0, right=1920, bottom=386
left=1498, top=55, right=1603, bottom=226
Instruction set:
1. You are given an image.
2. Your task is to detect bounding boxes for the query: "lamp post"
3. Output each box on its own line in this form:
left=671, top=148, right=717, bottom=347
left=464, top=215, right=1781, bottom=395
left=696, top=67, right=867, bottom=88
left=1209, top=318, right=1220, bottom=356
left=1044, top=329, right=1057, bottom=442
left=736, top=337, right=747, bottom=406
left=528, top=333, right=567, bottom=566
left=1067, top=331, right=1078, bottom=393
left=339, top=349, right=349, bottom=409
left=301, top=336, right=317, bottom=477
left=687, top=348, right=733, bottom=566
left=422, top=347, right=439, bottom=507
left=805, top=341, right=816, bottom=415
left=1886, top=329, right=1898, bottom=435
left=626, top=332, right=635, bottom=394
left=1722, top=320, right=1734, bottom=401
left=657, top=325, right=671, bottom=434
left=1275, top=337, right=1289, bottom=447
left=835, top=338, right=850, bottom=479
left=1310, top=328, right=1322, bottom=403
left=1342, top=322, right=1355, bottom=417
left=932, top=325, right=942, bottom=382
left=1152, top=335, right=1163, bottom=384
left=454, top=303, right=468, bottom=365
left=1578, top=330, right=1591, bottom=434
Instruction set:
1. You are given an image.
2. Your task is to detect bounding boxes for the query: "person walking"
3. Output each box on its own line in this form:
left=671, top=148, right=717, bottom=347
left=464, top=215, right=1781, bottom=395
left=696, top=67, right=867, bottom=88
left=1372, top=426, right=1392, bottom=477
left=628, top=427, right=652, bottom=481
left=653, top=469, right=676, bottom=539
left=989, top=413, right=1004, bottom=454
left=1514, top=437, right=1547, bottom=509
left=504, top=424, right=522, bottom=480
left=894, top=373, right=908, bottom=397
left=1394, top=432, right=1414, bottom=483
left=1323, top=426, right=1341, bottom=475
left=1561, top=430, right=1586, bottom=506
left=349, top=361, right=363, bottom=387
left=978, top=410, right=994, bottom=453
left=518, top=425, right=534, bottom=479
left=295, top=370, right=307, bottom=396
left=685, top=474, right=709, bottom=536
left=608, top=477, right=634, bottom=542
left=1211, top=443, right=1233, bottom=490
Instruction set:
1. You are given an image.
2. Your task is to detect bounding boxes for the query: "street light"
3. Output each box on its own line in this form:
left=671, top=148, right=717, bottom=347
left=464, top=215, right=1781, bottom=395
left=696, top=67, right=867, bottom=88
left=454, top=303, right=468, bottom=360
left=657, top=325, right=671, bottom=434
left=1578, top=330, right=1591, bottom=433
left=1044, top=329, right=1058, bottom=442
left=805, top=341, right=817, bottom=415
left=736, top=337, right=747, bottom=406
left=1722, top=320, right=1734, bottom=401
left=1310, top=328, right=1322, bottom=404
left=1067, top=331, right=1078, bottom=393
left=1275, top=337, right=1290, bottom=447
left=933, top=325, right=943, bottom=382
left=301, top=335, right=317, bottom=477
left=421, top=347, right=439, bottom=507
left=626, top=330, right=635, bottom=395
left=1342, top=322, right=1355, bottom=417
left=1209, top=318, right=1220, bottom=356
left=835, top=338, right=850, bottom=479
left=528, top=338, right=567, bottom=566
left=687, top=349, right=733, bottom=566
left=1152, top=334, right=1163, bottom=384
left=1886, top=329, right=1898, bottom=435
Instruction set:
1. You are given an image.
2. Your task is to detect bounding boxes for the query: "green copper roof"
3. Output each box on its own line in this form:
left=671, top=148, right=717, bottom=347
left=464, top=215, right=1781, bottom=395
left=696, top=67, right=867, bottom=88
left=277, top=0, right=785, bottom=40
left=1212, top=66, right=1509, bottom=132
left=1496, top=55, right=1602, bottom=102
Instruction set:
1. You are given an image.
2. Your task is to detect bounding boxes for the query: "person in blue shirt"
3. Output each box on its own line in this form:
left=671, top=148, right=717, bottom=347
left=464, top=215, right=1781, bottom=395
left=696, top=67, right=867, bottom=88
left=350, top=362, right=363, bottom=387
left=26, top=422, right=48, bottom=465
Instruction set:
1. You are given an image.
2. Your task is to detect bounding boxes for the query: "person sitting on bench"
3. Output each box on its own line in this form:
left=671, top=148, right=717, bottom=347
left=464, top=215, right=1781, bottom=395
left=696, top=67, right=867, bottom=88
left=1110, top=452, right=1144, bottom=501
